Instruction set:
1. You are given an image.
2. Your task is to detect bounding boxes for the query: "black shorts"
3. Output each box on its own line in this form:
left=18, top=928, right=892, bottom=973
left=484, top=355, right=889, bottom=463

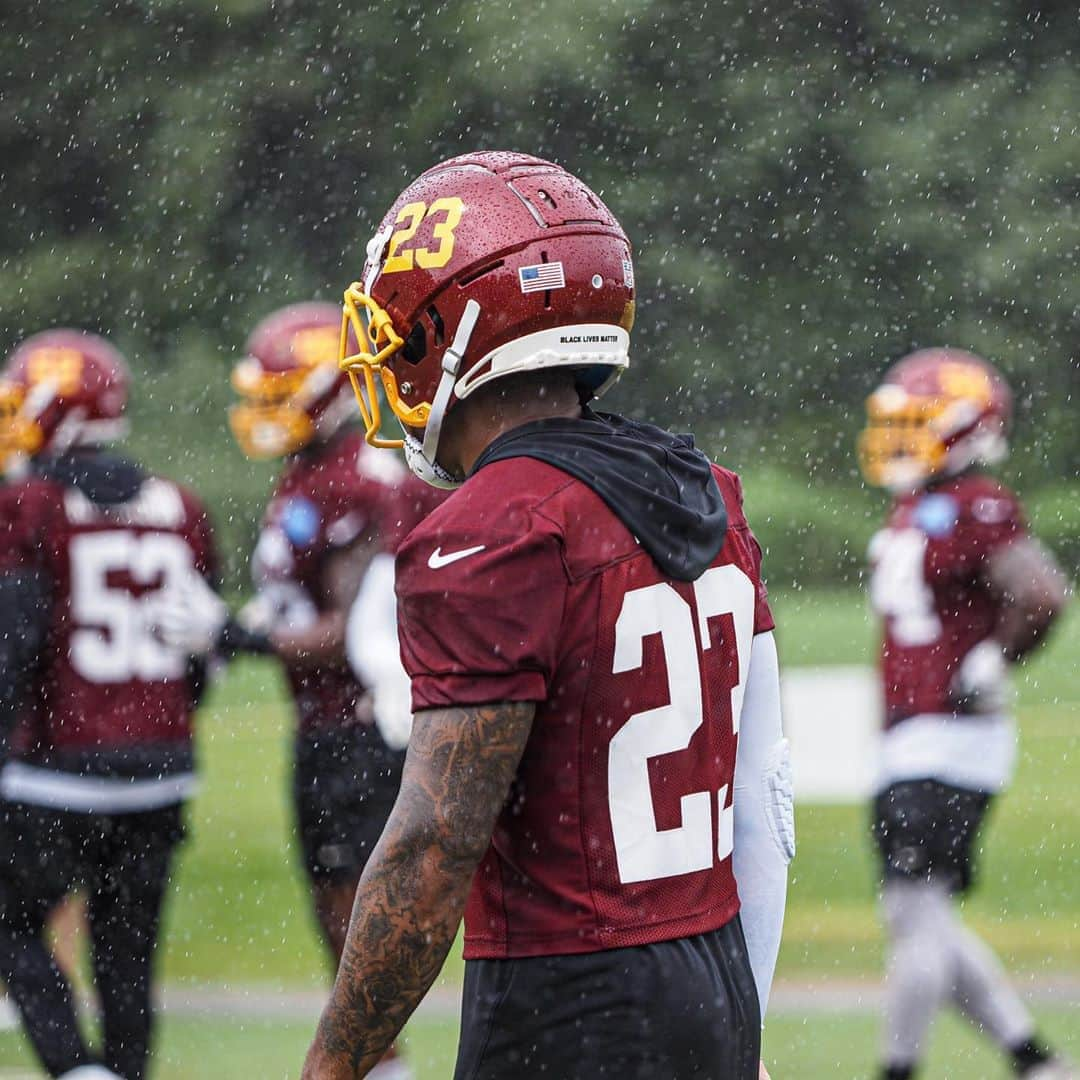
left=454, top=917, right=761, bottom=1080
left=293, top=725, right=405, bottom=885
left=0, top=799, right=185, bottom=926
left=872, top=779, right=993, bottom=894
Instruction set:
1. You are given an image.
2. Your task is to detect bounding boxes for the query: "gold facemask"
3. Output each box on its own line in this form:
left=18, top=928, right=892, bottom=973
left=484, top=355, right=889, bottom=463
left=858, top=362, right=995, bottom=489
left=857, top=393, right=948, bottom=489
left=339, top=283, right=431, bottom=449
left=228, top=361, right=317, bottom=460
left=0, top=382, right=44, bottom=469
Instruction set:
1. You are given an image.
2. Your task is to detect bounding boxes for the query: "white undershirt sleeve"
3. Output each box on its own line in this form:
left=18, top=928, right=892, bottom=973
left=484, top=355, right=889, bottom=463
left=732, top=629, right=793, bottom=1020
left=346, top=552, right=413, bottom=750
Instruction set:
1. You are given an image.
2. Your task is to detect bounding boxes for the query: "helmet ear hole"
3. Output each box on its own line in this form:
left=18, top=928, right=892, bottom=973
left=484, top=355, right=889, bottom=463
left=401, top=322, right=427, bottom=366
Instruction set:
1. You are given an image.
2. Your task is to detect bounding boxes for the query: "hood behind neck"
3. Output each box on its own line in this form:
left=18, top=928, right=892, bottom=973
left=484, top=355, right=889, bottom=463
left=472, top=409, right=727, bottom=581
left=36, top=450, right=146, bottom=506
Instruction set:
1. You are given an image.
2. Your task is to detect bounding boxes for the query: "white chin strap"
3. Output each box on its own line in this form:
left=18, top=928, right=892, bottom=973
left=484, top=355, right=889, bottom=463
left=404, top=299, right=481, bottom=489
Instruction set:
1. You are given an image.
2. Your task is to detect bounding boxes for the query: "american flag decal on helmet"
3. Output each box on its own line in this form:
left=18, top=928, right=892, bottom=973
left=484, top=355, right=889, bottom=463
left=518, top=262, right=566, bottom=294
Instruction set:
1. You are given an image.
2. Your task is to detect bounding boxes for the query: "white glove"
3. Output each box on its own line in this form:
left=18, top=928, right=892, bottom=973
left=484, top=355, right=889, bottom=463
left=950, top=639, right=1010, bottom=714
left=154, top=572, right=229, bottom=657
left=236, top=591, right=279, bottom=636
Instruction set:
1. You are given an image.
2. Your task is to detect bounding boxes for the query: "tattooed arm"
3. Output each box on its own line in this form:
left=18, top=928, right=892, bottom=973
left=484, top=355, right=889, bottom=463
left=301, top=700, right=536, bottom=1079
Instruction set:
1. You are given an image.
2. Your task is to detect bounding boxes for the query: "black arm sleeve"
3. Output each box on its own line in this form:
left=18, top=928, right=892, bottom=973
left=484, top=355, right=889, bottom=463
left=0, top=570, right=51, bottom=761
left=217, top=616, right=274, bottom=658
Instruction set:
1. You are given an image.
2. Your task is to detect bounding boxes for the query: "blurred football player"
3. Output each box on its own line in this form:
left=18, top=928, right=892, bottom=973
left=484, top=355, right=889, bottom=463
left=0, top=329, right=218, bottom=1080
left=156, top=304, right=412, bottom=1079
left=859, top=349, right=1071, bottom=1080
left=302, top=152, right=793, bottom=1080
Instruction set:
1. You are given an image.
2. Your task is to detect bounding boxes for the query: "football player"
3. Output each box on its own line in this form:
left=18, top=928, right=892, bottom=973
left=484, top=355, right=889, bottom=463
left=302, top=152, right=794, bottom=1080
left=155, top=304, right=412, bottom=1079
left=859, top=348, right=1071, bottom=1080
left=0, top=329, right=218, bottom=1080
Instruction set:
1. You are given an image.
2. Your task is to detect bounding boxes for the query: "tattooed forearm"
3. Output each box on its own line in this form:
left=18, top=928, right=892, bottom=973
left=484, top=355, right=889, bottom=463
left=301, top=700, right=536, bottom=1079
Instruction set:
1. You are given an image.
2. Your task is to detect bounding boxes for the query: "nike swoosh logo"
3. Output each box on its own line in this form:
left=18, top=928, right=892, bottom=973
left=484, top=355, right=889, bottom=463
left=427, top=544, right=487, bottom=569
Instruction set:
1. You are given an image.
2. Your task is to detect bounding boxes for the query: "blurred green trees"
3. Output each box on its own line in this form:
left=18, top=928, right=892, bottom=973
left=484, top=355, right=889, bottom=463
left=2, top=0, right=1077, bottom=584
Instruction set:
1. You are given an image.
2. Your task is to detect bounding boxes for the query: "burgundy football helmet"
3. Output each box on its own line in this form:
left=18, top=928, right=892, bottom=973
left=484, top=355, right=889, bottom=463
left=338, top=151, right=635, bottom=486
left=230, top=302, right=358, bottom=459
left=859, top=348, right=1012, bottom=492
left=0, top=329, right=130, bottom=467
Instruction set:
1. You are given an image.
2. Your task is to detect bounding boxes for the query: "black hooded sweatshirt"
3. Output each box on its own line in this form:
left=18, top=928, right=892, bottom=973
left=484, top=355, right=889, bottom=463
left=472, top=409, right=728, bottom=582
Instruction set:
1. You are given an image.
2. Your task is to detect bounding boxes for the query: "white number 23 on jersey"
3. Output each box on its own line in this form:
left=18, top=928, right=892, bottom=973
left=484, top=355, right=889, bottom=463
left=608, top=565, right=755, bottom=885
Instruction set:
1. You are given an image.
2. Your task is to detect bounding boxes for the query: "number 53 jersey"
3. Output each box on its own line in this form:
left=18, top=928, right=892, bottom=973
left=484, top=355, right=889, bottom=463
left=395, top=458, right=772, bottom=960
left=0, top=467, right=216, bottom=756
left=869, top=471, right=1026, bottom=729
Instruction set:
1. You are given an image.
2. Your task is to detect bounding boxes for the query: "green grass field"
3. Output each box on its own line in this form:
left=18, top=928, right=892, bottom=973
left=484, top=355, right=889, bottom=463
left=0, top=588, right=1076, bottom=1076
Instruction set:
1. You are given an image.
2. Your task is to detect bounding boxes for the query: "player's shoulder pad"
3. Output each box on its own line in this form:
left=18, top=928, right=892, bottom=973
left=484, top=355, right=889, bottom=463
left=710, top=463, right=750, bottom=530
left=312, top=435, right=387, bottom=504
left=395, top=473, right=563, bottom=595
left=951, top=472, right=1023, bottom=529
left=0, top=475, right=64, bottom=523
left=170, top=478, right=211, bottom=520
left=352, top=434, right=407, bottom=486
left=123, top=474, right=199, bottom=531
left=3, top=474, right=63, bottom=501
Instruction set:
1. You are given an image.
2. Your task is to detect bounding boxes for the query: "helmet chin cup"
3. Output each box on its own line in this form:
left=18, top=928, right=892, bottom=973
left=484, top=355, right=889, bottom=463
left=403, top=428, right=461, bottom=490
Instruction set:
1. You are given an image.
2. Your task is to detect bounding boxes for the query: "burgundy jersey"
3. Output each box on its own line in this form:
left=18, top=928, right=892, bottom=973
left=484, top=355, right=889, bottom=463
left=396, top=458, right=773, bottom=960
left=0, top=472, right=215, bottom=755
left=255, top=429, right=388, bottom=731
left=869, top=471, right=1026, bottom=728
